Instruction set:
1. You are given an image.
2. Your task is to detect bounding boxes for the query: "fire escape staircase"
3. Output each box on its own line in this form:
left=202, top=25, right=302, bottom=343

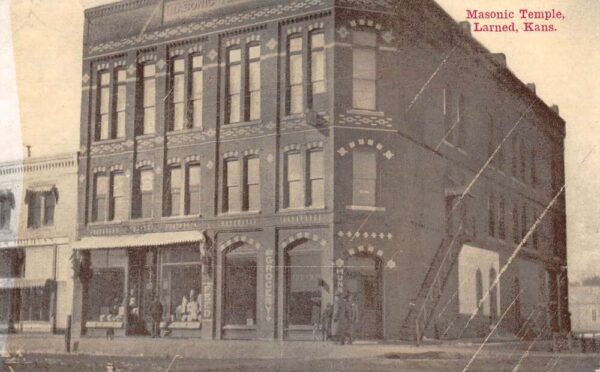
left=399, top=223, right=466, bottom=343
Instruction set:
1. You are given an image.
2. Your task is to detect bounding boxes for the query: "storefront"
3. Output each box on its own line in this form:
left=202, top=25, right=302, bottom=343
left=73, top=232, right=207, bottom=338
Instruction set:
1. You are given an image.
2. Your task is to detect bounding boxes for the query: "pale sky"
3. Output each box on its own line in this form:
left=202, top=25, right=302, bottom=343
left=0, top=0, right=598, bottom=281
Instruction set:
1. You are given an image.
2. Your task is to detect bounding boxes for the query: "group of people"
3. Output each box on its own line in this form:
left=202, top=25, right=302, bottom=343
left=315, top=290, right=359, bottom=345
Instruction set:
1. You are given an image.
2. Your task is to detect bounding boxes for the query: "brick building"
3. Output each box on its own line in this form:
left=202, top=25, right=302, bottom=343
left=72, top=0, right=568, bottom=341
left=0, top=153, right=78, bottom=334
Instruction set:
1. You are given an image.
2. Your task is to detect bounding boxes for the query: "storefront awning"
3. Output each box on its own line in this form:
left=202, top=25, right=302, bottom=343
left=0, top=278, right=54, bottom=289
left=72, top=231, right=205, bottom=251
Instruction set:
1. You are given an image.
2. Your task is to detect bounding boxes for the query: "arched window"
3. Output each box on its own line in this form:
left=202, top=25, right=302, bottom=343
left=475, top=269, right=483, bottom=315
left=489, top=268, right=498, bottom=321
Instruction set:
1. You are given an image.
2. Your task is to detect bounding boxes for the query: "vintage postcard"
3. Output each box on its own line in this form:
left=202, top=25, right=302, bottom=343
left=0, top=0, right=598, bottom=370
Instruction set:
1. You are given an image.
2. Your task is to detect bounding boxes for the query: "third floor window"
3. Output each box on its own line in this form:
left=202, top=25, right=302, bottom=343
left=169, top=55, right=203, bottom=131
left=352, top=30, right=377, bottom=111
left=140, top=63, right=156, bottom=135
left=96, top=68, right=126, bottom=141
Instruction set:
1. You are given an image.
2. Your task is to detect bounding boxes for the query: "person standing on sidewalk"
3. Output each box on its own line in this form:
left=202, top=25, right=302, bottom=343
left=149, top=295, right=163, bottom=338
left=333, top=291, right=350, bottom=345
left=346, top=294, right=359, bottom=345
left=321, top=302, right=333, bottom=341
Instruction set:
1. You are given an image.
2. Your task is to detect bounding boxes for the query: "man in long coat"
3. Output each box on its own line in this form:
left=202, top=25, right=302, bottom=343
left=332, top=291, right=348, bottom=344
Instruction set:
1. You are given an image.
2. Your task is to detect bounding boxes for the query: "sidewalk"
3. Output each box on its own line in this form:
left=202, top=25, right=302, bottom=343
left=1, top=335, right=475, bottom=360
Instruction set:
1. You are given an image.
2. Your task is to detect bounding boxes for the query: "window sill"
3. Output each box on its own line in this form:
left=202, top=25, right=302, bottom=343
left=131, top=217, right=154, bottom=222
left=346, top=205, right=386, bottom=212
left=162, top=215, right=202, bottom=221
left=283, top=113, right=305, bottom=120
left=135, top=133, right=157, bottom=140
left=88, top=220, right=125, bottom=227
left=220, top=210, right=261, bottom=217
left=222, top=324, right=256, bottom=330
left=280, top=206, right=327, bottom=213
left=92, top=138, right=126, bottom=145
left=347, top=109, right=385, bottom=117
left=223, top=120, right=261, bottom=128
left=167, top=127, right=204, bottom=134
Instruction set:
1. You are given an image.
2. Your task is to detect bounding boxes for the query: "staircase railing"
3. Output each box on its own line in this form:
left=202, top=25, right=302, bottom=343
left=403, top=222, right=464, bottom=344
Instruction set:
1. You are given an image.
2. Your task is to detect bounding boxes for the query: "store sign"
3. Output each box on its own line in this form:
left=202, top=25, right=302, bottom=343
left=264, top=249, right=275, bottom=322
left=164, top=0, right=253, bottom=23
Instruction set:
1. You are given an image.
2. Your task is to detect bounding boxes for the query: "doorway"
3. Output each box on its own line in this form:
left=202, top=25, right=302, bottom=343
left=344, top=254, right=383, bottom=339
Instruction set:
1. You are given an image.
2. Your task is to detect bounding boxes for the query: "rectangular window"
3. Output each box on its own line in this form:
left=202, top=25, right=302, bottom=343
left=0, top=199, right=10, bottom=229
left=113, top=69, right=127, bottom=139
left=488, top=194, right=496, bottom=237
left=142, top=64, right=156, bottom=135
left=352, top=149, right=377, bottom=206
left=243, top=157, right=260, bottom=211
left=308, top=150, right=324, bottom=208
left=498, top=196, right=506, bottom=240
left=97, top=71, right=110, bottom=141
left=352, top=31, right=377, bottom=111
left=191, top=55, right=203, bottom=129
left=43, top=192, right=55, bottom=226
left=93, top=174, right=108, bottom=222
left=532, top=211, right=540, bottom=250
left=285, top=152, right=304, bottom=209
left=110, top=172, right=127, bottom=221
left=224, top=159, right=241, bottom=213
left=531, top=148, right=537, bottom=187
left=167, top=167, right=182, bottom=217
left=246, top=45, right=261, bottom=121
left=138, top=169, right=154, bottom=218
left=521, top=205, right=528, bottom=245
left=512, top=203, right=519, bottom=244
left=288, top=36, right=304, bottom=115
left=186, top=164, right=201, bottom=215
left=226, top=48, right=242, bottom=124
left=309, top=32, right=326, bottom=102
left=27, top=194, right=42, bottom=228
left=171, top=58, right=186, bottom=131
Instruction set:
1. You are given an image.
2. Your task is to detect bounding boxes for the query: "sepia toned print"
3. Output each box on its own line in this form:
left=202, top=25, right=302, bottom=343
left=0, top=0, right=599, bottom=371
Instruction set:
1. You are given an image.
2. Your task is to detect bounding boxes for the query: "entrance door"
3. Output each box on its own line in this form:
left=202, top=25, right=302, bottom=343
left=345, top=255, right=382, bottom=339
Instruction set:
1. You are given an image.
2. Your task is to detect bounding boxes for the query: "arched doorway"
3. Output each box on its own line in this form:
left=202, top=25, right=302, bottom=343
left=344, top=253, right=383, bottom=339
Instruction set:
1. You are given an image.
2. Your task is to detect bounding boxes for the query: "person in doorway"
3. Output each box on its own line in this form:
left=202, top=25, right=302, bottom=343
left=149, top=295, right=163, bottom=338
left=346, top=293, right=359, bottom=345
left=186, top=289, right=200, bottom=321
left=332, top=290, right=348, bottom=345
left=321, top=302, right=333, bottom=341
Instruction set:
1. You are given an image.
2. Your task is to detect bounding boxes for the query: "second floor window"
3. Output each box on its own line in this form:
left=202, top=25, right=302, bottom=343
left=308, top=150, right=324, bottom=208
left=284, top=152, right=304, bottom=209
left=352, top=31, right=377, bottom=111
left=0, top=194, right=12, bottom=230
left=246, top=45, right=261, bottom=121
left=352, top=148, right=377, bottom=207
left=243, top=157, right=260, bottom=211
left=224, top=159, right=241, bottom=213
left=93, top=174, right=108, bottom=222
left=110, top=172, right=127, bottom=221
left=166, top=167, right=183, bottom=216
left=226, top=48, right=242, bottom=124
left=287, top=36, right=304, bottom=115
left=135, top=168, right=154, bottom=218
left=28, top=191, right=56, bottom=228
left=169, top=55, right=204, bottom=131
left=141, top=64, right=156, bottom=135
left=186, top=164, right=201, bottom=215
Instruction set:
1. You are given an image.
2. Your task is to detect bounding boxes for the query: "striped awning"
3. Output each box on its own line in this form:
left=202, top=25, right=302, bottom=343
left=72, top=231, right=205, bottom=251
left=0, top=278, right=54, bottom=289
